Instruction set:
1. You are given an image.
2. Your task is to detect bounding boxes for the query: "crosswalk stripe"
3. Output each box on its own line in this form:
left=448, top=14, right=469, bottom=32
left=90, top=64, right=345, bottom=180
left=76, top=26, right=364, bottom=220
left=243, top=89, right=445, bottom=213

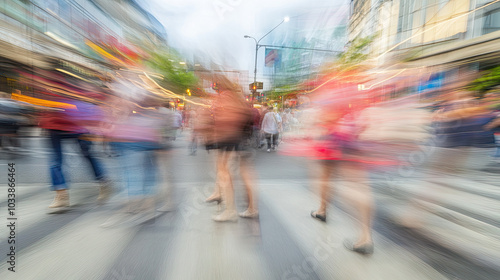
left=258, top=181, right=448, bottom=280
left=158, top=184, right=270, bottom=280
left=0, top=194, right=140, bottom=280
left=0, top=177, right=477, bottom=279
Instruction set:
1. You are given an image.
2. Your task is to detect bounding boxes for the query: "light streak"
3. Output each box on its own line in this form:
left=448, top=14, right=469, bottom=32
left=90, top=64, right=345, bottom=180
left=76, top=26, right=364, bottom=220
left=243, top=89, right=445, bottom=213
left=55, top=69, right=92, bottom=83
left=364, top=69, right=407, bottom=90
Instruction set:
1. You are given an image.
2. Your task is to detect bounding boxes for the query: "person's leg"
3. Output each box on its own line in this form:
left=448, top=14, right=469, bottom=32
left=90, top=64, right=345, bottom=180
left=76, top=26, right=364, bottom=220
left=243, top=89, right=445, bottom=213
left=142, top=149, right=157, bottom=196
left=78, top=138, right=105, bottom=180
left=189, top=131, right=197, bottom=155
left=121, top=143, right=145, bottom=212
left=239, top=152, right=258, bottom=217
left=78, top=138, right=112, bottom=203
left=265, top=133, right=272, bottom=150
left=253, top=128, right=260, bottom=148
left=49, top=130, right=66, bottom=189
left=311, top=160, right=335, bottom=220
left=206, top=149, right=223, bottom=202
left=214, top=149, right=238, bottom=221
left=48, top=130, right=69, bottom=208
left=339, top=161, right=373, bottom=247
left=273, top=133, right=279, bottom=149
left=494, top=134, right=500, bottom=158
left=139, top=148, right=157, bottom=217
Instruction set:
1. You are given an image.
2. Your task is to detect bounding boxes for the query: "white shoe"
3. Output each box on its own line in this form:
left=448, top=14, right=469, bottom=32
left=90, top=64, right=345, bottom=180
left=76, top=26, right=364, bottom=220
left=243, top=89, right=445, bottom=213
left=213, top=210, right=238, bottom=222
left=239, top=209, right=259, bottom=218
left=267, top=149, right=271, bottom=153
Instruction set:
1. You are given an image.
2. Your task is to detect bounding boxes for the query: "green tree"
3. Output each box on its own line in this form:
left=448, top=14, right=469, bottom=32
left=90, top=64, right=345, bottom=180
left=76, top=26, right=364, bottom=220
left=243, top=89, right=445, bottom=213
left=145, top=51, right=198, bottom=95
left=335, top=35, right=375, bottom=69
left=468, top=65, right=500, bottom=98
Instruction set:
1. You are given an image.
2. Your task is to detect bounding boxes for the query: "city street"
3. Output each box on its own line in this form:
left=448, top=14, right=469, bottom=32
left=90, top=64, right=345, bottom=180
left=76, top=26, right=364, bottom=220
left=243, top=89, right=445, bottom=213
left=0, top=133, right=499, bottom=280
left=3, top=0, right=500, bottom=279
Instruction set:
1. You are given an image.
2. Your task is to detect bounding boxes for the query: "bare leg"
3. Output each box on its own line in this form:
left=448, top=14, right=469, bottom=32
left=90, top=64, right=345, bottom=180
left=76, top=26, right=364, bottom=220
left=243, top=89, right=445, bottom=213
left=220, top=150, right=236, bottom=212
left=340, top=161, right=373, bottom=246
left=213, top=150, right=238, bottom=222
left=206, top=150, right=223, bottom=202
left=239, top=153, right=258, bottom=216
left=313, top=160, right=335, bottom=217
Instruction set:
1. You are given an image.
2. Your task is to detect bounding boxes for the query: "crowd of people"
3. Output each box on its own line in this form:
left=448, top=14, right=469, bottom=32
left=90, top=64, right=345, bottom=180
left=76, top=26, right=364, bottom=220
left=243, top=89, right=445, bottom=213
left=23, top=69, right=378, bottom=255
left=4, top=69, right=500, bottom=257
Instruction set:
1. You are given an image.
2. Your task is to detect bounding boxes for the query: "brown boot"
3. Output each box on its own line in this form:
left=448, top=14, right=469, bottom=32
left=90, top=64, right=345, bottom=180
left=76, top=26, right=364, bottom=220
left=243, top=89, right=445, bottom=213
left=49, top=190, right=69, bottom=208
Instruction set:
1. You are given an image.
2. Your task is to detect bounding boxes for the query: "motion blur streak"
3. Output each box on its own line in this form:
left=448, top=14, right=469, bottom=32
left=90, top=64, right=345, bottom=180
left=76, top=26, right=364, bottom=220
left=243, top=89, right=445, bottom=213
left=0, top=0, right=499, bottom=280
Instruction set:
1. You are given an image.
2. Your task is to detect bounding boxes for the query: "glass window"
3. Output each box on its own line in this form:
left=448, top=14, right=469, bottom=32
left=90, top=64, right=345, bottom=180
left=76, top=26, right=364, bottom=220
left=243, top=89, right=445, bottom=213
left=483, top=8, right=500, bottom=34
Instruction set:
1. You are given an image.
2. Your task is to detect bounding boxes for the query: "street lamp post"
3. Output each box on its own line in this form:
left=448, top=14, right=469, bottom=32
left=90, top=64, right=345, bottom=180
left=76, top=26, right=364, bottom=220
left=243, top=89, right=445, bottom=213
left=245, top=16, right=289, bottom=102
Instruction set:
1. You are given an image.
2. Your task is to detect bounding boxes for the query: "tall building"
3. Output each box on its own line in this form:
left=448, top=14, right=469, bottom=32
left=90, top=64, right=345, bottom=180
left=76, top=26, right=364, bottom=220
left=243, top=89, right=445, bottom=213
left=0, top=0, right=168, bottom=101
left=348, top=0, right=500, bottom=97
left=263, top=4, right=350, bottom=94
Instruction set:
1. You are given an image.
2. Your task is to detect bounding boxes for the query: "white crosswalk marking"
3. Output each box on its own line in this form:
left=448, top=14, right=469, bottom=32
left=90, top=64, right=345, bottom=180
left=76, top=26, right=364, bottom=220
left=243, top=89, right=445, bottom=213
left=259, top=180, right=447, bottom=280
left=0, top=180, right=449, bottom=280
left=0, top=186, right=139, bottom=280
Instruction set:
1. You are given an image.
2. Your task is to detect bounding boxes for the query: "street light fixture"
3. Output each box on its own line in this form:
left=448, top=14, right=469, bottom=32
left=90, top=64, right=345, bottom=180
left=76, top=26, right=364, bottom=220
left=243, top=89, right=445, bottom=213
left=245, top=16, right=289, bottom=102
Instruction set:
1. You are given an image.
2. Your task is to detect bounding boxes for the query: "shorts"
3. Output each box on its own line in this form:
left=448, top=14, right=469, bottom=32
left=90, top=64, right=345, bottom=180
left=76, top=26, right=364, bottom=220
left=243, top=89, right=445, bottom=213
left=216, top=142, right=241, bottom=151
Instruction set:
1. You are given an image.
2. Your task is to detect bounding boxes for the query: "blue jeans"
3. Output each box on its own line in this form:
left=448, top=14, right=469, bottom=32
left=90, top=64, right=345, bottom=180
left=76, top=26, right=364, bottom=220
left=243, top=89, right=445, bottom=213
left=111, top=142, right=160, bottom=197
left=48, top=130, right=105, bottom=191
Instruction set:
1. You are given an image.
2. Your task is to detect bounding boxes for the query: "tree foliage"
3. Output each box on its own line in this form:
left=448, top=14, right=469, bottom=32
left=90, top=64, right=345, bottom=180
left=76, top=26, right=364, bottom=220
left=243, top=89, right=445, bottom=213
left=468, top=65, right=500, bottom=98
left=145, top=51, right=198, bottom=94
left=336, top=35, right=375, bottom=68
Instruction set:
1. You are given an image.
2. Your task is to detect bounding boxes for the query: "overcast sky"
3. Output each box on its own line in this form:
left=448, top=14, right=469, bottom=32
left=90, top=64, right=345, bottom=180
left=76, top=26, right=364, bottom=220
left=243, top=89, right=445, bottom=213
left=139, top=0, right=348, bottom=79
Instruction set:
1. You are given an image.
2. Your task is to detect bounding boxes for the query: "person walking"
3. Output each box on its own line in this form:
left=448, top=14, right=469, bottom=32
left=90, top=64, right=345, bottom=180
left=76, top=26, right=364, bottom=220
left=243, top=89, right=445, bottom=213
left=280, top=80, right=381, bottom=255
left=200, top=75, right=257, bottom=222
left=261, top=106, right=281, bottom=152
left=100, top=84, right=165, bottom=226
left=39, top=99, right=112, bottom=211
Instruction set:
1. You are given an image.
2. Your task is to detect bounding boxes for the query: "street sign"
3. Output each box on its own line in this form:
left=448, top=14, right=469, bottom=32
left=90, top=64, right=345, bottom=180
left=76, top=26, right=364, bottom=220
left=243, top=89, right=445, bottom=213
left=249, top=82, right=263, bottom=90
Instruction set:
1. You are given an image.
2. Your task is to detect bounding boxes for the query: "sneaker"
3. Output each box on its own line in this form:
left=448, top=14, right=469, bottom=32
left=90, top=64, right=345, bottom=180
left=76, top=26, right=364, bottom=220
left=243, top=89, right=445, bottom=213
left=267, top=149, right=271, bottom=153
left=48, top=191, right=69, bottom=208
left=213, top=210, right=238, bottom=222
left=239, top=209, right=259, bottom=218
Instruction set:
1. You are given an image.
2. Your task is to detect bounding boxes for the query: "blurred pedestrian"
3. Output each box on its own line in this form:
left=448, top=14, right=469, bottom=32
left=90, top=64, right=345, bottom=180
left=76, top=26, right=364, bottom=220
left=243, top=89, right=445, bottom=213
left=201, top=75, right=257, bottom=221
left=100, top=76, right=165, bottom=226
left=261, top=106, right=282, bottom=152
left=38, top=99, right=112, bottom=210
left=188, top=108, right=199, bottom=155
left=250, top=103, right=261, bottom=148
left=307, top=104, right=374, bottom=254
left=172, top=108, right=183, bottom=140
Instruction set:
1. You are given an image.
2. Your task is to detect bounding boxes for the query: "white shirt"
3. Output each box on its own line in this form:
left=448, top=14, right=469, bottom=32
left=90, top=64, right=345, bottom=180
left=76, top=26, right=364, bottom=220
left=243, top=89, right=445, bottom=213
left=173, top=111, right=183, bottom=128
left=261, top=111, right=281, bottom=134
